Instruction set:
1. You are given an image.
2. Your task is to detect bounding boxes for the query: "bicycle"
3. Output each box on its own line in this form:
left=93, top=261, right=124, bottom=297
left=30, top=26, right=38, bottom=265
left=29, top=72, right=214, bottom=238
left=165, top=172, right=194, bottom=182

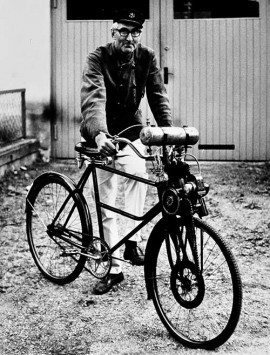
left=25, top=126, right=242, bottom=349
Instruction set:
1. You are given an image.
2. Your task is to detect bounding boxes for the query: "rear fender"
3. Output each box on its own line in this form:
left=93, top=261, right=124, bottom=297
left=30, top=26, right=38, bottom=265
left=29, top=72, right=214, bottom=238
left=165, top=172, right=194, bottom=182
left=25, top=171, right=92, bottom=235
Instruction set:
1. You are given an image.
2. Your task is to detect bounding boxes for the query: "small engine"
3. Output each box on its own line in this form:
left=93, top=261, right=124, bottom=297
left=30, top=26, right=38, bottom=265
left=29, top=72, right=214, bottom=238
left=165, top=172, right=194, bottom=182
left=161, top=168, right=209, bottom=218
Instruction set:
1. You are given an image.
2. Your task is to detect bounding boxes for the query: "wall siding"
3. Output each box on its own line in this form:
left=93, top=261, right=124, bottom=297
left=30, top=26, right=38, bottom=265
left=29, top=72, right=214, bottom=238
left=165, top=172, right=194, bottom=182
left=166, top=10, right=269, bottom=160
left=51, top=0, right=269, bottom=160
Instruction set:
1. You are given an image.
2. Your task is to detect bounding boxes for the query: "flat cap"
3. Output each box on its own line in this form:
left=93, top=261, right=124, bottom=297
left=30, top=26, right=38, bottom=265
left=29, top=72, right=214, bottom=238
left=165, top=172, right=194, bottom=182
left=113, top=8, right=145, bottom=28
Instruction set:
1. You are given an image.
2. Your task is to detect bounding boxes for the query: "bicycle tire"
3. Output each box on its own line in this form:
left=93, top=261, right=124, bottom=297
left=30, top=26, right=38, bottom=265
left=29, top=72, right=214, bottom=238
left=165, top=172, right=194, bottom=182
left=144, top=216, right=242, bottom=349
left=26, top=172, right=92, bottom=284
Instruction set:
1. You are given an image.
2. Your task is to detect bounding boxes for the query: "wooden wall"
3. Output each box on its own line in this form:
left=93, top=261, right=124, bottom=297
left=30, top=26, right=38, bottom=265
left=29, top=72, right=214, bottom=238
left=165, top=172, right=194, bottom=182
left=51, top=0, right=269, bottom=160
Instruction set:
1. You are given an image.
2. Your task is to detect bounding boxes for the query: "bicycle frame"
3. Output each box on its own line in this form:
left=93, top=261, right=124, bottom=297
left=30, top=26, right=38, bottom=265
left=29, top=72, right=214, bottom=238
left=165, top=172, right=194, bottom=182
left=27, top=141, right=206, bottom=267
left=49, top=137, right=207, bottom=261
left=72, top=160, right=164, bottom=256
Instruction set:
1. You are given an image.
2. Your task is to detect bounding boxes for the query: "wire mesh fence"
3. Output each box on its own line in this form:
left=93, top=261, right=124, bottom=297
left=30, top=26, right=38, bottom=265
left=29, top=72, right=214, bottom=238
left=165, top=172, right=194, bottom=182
left=0, top=89, right=26, bottom=146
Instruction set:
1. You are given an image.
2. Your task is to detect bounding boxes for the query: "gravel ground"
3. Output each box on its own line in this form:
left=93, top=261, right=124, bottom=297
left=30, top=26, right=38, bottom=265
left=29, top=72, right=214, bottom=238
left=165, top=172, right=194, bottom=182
left=0, top=159, right=269, bottom=355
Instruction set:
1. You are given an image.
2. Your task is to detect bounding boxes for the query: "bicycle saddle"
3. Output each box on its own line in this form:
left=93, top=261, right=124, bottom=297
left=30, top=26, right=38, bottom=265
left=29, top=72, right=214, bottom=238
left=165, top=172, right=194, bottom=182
left=75, top=142, right=100, bottom=157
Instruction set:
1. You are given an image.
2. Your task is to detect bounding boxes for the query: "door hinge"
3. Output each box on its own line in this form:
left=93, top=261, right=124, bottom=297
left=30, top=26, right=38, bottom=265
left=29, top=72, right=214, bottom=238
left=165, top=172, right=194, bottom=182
left=51, top=0, right=57, bottom=9
left=53, top=124, right=58, bottom=140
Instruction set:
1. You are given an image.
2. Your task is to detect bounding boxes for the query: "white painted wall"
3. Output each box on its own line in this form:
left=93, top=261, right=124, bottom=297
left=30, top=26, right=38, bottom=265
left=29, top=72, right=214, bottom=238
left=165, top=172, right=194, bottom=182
left=51, top=0, right=270, bottom=160
left=0, top=0, right=50, bottom=104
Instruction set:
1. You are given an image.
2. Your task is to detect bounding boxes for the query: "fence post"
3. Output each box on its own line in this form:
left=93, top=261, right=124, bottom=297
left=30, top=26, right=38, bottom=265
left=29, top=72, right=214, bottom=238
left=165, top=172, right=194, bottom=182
left=21, top=89, right=26, bottom=138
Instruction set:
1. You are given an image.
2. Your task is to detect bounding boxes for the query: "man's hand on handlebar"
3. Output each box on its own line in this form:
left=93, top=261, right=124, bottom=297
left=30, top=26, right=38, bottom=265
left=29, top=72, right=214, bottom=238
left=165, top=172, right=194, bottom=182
left=95, top=132, right=117, bottom=157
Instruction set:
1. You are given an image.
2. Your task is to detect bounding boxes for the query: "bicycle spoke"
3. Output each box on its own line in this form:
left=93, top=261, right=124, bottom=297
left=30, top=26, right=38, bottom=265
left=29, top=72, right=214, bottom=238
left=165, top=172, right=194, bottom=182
left=146, top=217, right=242, bottom=349
left=26, top=174, right=90, bottom=284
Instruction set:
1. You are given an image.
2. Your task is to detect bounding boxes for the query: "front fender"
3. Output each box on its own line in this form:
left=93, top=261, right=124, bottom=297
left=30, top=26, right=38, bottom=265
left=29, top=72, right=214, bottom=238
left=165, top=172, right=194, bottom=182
left=144, top=217, right=167, bottom=300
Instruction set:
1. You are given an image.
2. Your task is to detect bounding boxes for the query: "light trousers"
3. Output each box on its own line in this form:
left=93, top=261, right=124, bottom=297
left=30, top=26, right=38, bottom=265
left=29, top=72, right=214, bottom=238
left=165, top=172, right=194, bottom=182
left=91, top=139, right=148, bottom=274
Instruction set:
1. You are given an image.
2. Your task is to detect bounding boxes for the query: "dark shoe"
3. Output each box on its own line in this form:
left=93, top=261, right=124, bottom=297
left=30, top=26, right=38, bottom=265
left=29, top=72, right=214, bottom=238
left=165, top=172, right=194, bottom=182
left=92, top=272, right=124, bottom=295
left=123, top=245, right=144, bottom=266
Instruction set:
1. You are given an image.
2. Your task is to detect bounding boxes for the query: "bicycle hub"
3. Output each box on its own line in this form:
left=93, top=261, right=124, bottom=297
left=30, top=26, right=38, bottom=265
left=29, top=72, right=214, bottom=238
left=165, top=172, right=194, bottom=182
left=162, top=187, right=181, bottom=215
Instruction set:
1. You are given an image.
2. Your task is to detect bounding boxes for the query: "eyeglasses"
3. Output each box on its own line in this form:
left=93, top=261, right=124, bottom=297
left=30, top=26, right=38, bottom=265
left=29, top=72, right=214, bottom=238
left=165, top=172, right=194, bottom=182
left=116, top=28, right=142, bottom=38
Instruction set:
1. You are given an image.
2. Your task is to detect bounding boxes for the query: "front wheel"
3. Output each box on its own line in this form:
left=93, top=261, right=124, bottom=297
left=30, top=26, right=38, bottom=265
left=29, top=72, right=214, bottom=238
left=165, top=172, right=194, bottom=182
left=144, top=217, right=242, bottom=349
left=26, top=172, right=92, bottom=284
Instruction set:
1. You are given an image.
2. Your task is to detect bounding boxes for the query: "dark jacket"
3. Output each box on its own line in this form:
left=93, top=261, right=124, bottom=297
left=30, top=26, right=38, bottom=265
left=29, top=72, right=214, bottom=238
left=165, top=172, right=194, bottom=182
left=80, top=42, right=172, bottom=143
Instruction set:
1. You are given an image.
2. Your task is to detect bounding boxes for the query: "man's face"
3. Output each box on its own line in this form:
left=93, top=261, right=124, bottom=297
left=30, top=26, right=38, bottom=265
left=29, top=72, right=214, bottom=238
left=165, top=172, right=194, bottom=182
left=113, top=23, right=142, bottom=54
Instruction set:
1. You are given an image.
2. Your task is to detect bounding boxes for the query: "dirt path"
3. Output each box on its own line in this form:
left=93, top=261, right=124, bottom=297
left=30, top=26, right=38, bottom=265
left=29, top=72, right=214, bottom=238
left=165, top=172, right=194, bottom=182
left=0, top=160, right=269, bottom=355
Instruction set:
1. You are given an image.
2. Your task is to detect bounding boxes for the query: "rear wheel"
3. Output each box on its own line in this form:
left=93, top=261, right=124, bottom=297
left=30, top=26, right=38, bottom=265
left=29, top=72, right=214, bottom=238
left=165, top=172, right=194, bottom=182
left=145, top=217, right=242, bottom=349
left=26, top=173, right=91, bottom=284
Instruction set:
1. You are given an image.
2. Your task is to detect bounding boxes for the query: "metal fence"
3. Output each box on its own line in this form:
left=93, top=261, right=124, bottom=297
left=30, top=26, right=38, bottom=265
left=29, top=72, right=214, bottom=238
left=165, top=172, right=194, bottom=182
left=0, top=88, right=26, bottom=145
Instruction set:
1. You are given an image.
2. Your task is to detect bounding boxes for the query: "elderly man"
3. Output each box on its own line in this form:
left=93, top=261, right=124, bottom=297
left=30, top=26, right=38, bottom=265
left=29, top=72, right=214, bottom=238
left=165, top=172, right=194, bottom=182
left=81, top=8, right=172, bottom=294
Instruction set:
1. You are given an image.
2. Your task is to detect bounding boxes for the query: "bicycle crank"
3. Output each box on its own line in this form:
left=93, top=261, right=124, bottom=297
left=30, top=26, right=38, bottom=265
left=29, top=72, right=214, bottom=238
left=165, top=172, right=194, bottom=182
left=85, top=237, right=112, bottom=279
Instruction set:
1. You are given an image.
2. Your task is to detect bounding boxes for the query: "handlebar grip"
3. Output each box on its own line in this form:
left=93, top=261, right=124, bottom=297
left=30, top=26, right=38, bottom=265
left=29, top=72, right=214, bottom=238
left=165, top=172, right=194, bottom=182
left=140, top=126, right=199, bottom=146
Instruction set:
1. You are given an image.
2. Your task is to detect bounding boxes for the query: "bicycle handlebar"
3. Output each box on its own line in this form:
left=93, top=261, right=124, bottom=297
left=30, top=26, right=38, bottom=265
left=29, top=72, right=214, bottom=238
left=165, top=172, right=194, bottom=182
left=112, top=137, right=155, bottom=161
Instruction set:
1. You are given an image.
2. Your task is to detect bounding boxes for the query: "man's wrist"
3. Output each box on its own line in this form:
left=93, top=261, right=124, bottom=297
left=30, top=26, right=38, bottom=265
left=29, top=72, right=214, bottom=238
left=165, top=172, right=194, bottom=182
left=95, top=132, right=107, bottom=144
